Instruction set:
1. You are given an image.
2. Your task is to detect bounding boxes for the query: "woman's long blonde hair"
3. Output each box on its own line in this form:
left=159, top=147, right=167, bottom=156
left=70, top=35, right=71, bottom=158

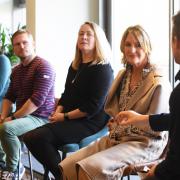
left=72, top=22, right=112, bottom=70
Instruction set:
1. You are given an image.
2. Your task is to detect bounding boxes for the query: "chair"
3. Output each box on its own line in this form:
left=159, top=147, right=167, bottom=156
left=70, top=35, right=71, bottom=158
left=121, top=139, right=169, bottom=180
left=60, top=125, right=108, bottom=160
left=43, top=125, right=108, bottom=180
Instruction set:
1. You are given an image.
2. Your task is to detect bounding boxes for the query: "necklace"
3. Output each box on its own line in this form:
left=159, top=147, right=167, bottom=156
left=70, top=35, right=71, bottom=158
left=71, top=63, right=90, bottom=84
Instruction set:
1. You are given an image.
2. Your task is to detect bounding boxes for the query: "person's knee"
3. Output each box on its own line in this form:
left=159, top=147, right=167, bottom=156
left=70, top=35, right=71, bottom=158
left=77, top=165, right=91, bottom=180
left=0, top=123, right=11, bottom=137
left=23, top=130, right=39, bottom=145
left=23, top=131, right=32, bottom=144
left=23, top=128, right=47, bottom=146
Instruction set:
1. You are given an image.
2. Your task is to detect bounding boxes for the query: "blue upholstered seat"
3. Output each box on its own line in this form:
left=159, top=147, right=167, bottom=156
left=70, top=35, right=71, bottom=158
left=60, top=125, right=108, bottom=160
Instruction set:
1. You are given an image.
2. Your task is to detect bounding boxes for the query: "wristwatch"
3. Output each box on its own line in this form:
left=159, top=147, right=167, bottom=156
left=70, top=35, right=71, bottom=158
left=64, top=112, right=69, bottom=120
left=11, top=114, right=16, bottom=120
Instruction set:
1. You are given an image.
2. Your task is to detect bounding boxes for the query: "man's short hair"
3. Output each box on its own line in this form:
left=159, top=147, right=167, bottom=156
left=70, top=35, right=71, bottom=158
left=11, top=29, right=33, bottom=44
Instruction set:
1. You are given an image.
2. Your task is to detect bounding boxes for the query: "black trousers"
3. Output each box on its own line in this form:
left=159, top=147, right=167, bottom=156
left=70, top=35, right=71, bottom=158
left=23, top=120, right=95, bottom=179
left=24, top=125, right=63, bottom=179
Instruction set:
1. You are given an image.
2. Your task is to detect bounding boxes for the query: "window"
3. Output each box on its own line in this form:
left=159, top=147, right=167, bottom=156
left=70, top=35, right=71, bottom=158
left=111, top=0, right=170, bottom=79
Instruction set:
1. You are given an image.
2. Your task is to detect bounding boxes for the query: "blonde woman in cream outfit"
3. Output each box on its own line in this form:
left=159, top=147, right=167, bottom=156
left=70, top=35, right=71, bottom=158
left=59, top=25, right=171, bottom=180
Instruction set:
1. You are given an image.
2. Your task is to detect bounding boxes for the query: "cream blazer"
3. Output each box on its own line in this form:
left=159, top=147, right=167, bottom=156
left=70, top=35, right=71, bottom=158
left=105, top=67, right=171, bottom=143
left=105, top=68, right=171, bottom=117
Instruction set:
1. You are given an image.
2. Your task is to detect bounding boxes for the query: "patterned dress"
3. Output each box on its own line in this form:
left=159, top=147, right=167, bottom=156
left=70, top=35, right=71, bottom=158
left=109, top=67, right=160, bottom=145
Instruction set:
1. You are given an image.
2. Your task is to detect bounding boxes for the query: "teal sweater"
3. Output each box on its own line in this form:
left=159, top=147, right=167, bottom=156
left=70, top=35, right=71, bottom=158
left=0, top=54, right=11, bottom=111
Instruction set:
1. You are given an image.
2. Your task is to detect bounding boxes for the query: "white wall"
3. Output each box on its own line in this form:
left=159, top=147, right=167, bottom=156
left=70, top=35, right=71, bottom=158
left=0, top=0, right=26, bottom=33
left=112, top=0, right=170, bottom=76
left=0, top=0, right=13, bottom=29
left=12, top=5, right=26, bottom=32
left=26, top=0, right=99, bottom=97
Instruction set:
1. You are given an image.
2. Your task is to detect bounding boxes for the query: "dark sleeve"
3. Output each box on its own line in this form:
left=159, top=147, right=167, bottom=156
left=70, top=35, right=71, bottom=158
left=58, top=64, right=72, bottom=106
left=79, top=64, right=113, bottom=117
left=149, top=113, right=171, bottom=131
left=154, top=116, right=180, bottom=180
left=154, top=157, right=180, bottom=180
left=30, top=60, right=56, bottom=107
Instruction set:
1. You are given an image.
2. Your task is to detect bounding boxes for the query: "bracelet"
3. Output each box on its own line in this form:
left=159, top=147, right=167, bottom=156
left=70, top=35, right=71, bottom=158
left=64, top=112, right=69, bottom=121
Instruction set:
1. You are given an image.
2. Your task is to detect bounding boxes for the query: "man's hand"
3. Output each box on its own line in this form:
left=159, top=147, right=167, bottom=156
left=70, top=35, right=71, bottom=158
left=4, top=116, right=13, bottom=122
left=114, top=110, right=149, bottom=129
left=115, top=110, right=140, bottom=124
left=0, top=116, right=13, bottom=124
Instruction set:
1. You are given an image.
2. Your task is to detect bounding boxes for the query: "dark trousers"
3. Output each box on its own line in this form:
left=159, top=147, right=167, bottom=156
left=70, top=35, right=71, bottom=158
left=23, top=126, right=62, bottom=179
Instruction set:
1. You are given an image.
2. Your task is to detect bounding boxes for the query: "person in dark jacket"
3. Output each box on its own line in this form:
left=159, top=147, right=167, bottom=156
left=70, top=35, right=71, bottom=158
left=116, top=11, right=180, bottom=180
left=23, top=21, right=113, bottom=179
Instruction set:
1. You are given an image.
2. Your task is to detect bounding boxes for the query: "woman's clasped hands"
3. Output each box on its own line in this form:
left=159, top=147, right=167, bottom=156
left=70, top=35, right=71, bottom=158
left=49, top=111, right=64, bottom=123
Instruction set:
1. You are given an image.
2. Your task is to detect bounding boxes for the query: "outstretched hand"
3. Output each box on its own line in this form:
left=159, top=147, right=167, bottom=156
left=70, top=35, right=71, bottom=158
left=115, top=110, right=149, bottom=129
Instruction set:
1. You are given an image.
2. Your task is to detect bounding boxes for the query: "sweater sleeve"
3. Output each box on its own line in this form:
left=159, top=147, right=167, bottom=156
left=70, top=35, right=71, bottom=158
left=58, top=64, right=72, bottom=106
left=0, top=55, right=11, bottom=96
left=30, top=60, right=55, bottom=107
